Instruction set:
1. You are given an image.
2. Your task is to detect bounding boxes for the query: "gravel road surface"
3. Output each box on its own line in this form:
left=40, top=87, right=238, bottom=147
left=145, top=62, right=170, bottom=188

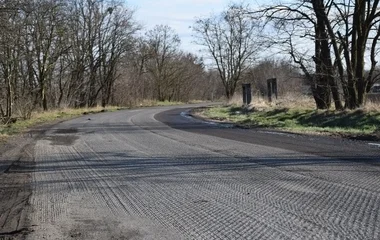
left=1, top=104, right=380, bottom=239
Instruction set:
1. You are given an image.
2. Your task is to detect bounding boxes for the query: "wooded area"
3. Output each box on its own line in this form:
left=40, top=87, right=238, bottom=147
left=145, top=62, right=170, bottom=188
left=0, top=0, right=222, bottom=122
left=0, top=0, right=138, bottom=119
left=1, top=0, right=379, bottom=123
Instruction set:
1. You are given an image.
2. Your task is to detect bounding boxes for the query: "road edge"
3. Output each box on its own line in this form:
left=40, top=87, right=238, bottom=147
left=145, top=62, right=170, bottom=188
left=188, top=107, right=380, bottom=144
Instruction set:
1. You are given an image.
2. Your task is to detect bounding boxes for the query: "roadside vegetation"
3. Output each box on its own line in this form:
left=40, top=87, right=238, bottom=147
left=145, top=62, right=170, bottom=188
left=0, top=107, right=115, bottom=139
left=194, top=96, right=380, bottom=140
left=0, top=100, right=189, bottom=140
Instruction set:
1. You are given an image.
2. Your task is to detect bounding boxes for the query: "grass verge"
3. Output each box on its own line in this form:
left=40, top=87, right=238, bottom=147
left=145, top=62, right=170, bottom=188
left=193, top=105, right=380, bottom=140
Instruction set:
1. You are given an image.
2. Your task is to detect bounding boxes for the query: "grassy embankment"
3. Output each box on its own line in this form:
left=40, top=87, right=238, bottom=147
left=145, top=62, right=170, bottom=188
left=0, top=100, right=184, bottom=140
left=194, top=95, right=380, bottom=140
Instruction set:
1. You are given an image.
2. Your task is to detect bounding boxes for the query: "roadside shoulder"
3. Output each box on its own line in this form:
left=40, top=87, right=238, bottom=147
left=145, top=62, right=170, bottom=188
left=189, top=106, right=380, bottom=143
left=0, top=120, right=64, bottom=239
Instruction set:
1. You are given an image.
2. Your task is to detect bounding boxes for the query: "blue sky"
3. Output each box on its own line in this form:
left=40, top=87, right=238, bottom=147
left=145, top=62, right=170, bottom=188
left=127, top=0, right=265, bottom=54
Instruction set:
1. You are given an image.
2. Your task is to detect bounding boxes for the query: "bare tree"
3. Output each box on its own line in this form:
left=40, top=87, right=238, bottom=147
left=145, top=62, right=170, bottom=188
left=0, top=0, right=139, bottom=119
left=114, top=34, right=212, bottom=105
left=97, top=5, right=138, bottom=107
left=27, top=0, right=68, bottom=111
left=258, top=0, right=380, bottom=109
left=244, top=58, right=304, bottom=97
left=331, top=0, right=380, bottom=108
left=144, top=25, right=181, bottom=101
left=258, top=1, right=339, bottom=109
left=193, top=4, right=262, bottom=100
left=0, top=4, right=18, bottom=119
left=61, top=0, right=137, bottom=108
left=165, top=52, right=206, bottom=102
left=0, top=0, right=34, bottom=119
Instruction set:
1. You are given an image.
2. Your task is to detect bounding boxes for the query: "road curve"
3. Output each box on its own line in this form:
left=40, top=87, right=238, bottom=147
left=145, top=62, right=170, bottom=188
left=25, top=104, right=380, bottom=239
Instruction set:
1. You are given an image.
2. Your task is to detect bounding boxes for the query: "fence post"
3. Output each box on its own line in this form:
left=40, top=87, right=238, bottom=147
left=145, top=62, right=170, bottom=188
left=242, top=83, right=252, bottom=105
left=267, top=78, right=277, bottom=102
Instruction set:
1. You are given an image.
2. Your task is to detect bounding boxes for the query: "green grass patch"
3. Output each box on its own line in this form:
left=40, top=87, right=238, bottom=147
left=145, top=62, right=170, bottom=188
left=197, top=105, right=380, bottom=136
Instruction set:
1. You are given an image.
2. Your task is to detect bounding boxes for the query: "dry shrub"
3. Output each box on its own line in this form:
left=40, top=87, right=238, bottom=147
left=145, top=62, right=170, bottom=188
left=228, top=94, right=243, bottom=105
left=228, top=93, right=271, bottom=108
left=232, top=92, right=314, bottom=110
left=14, top=96, right=36, bottom=120
left=248, top=94, right=271, bottom=111
left=364, top=100, right=380, bottom=112
left=274, top=93, right=316, bottom=109
left=140, top=99, right=157, bottom=107
left=228, top=92, right=315, bottom=110
left=228, top=92, right=379, bottom=112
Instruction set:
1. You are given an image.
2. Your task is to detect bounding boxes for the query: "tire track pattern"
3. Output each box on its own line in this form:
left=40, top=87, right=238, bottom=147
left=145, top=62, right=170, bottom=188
left=28, top=107, right=380, bottom=239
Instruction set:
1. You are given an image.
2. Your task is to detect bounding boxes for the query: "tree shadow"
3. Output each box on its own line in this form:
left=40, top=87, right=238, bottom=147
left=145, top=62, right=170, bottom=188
left=7, top=151, right=380, bottom=188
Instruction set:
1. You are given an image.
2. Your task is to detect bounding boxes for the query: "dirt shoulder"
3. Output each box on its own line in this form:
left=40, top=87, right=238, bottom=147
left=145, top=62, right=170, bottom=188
left=0, top=121, right=61, bottom=239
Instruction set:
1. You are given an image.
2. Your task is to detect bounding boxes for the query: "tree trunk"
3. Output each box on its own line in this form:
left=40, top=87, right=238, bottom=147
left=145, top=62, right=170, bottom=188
left=41, top=82, right=48, bottom=111
left=313, top=13, right=331, bottom=110
left=6, top=74, right=13, bottom=117
left=313, top=0, right=343, bottom=110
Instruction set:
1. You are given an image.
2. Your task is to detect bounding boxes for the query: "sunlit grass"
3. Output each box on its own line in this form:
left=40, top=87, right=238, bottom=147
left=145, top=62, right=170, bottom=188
left=196, top=105, right=380, bottom=135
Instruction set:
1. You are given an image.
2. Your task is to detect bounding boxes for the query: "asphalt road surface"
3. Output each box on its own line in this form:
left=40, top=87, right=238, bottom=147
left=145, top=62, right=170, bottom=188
left=1, top=104, right=380, bottom=239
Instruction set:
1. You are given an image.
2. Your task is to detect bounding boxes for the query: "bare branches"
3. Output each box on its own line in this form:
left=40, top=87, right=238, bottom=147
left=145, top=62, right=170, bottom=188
left=193, top=4, right=262, bottom=99
left=144, top=25, right=182, bottom=101
left=255, top=0, right=380, bottom=109
left=0, top=0, right=139, bottom=116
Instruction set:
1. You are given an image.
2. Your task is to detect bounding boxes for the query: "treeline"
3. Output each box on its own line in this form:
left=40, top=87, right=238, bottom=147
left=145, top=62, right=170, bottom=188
left=1, top=0, right=137, bottom=118
left=114, top=25, right=222, bottom=106
left=0, top=0, right=223, bottom=121
left=3, top=1, right=379, bottom=121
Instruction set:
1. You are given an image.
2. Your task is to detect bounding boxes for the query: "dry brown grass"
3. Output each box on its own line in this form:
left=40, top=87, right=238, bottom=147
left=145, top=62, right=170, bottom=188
left=201, top=96, right=380, bottom=137
left=0, top=133, right=7, bottom=142
left=229, top=92, right=379, bottom=112
left=228, top=93, right=271, bottom=110
left=274, top=93, right=316, bottom=109
left=228, top=93, right=315, bottom=110
left=227, top=94, right=244, bottom=105
left=364, top=99, right=380, bottom=112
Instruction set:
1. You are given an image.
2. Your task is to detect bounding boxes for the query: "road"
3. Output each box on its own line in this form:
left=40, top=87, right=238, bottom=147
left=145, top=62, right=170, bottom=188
left=1, top=104, right=380, bottom=239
